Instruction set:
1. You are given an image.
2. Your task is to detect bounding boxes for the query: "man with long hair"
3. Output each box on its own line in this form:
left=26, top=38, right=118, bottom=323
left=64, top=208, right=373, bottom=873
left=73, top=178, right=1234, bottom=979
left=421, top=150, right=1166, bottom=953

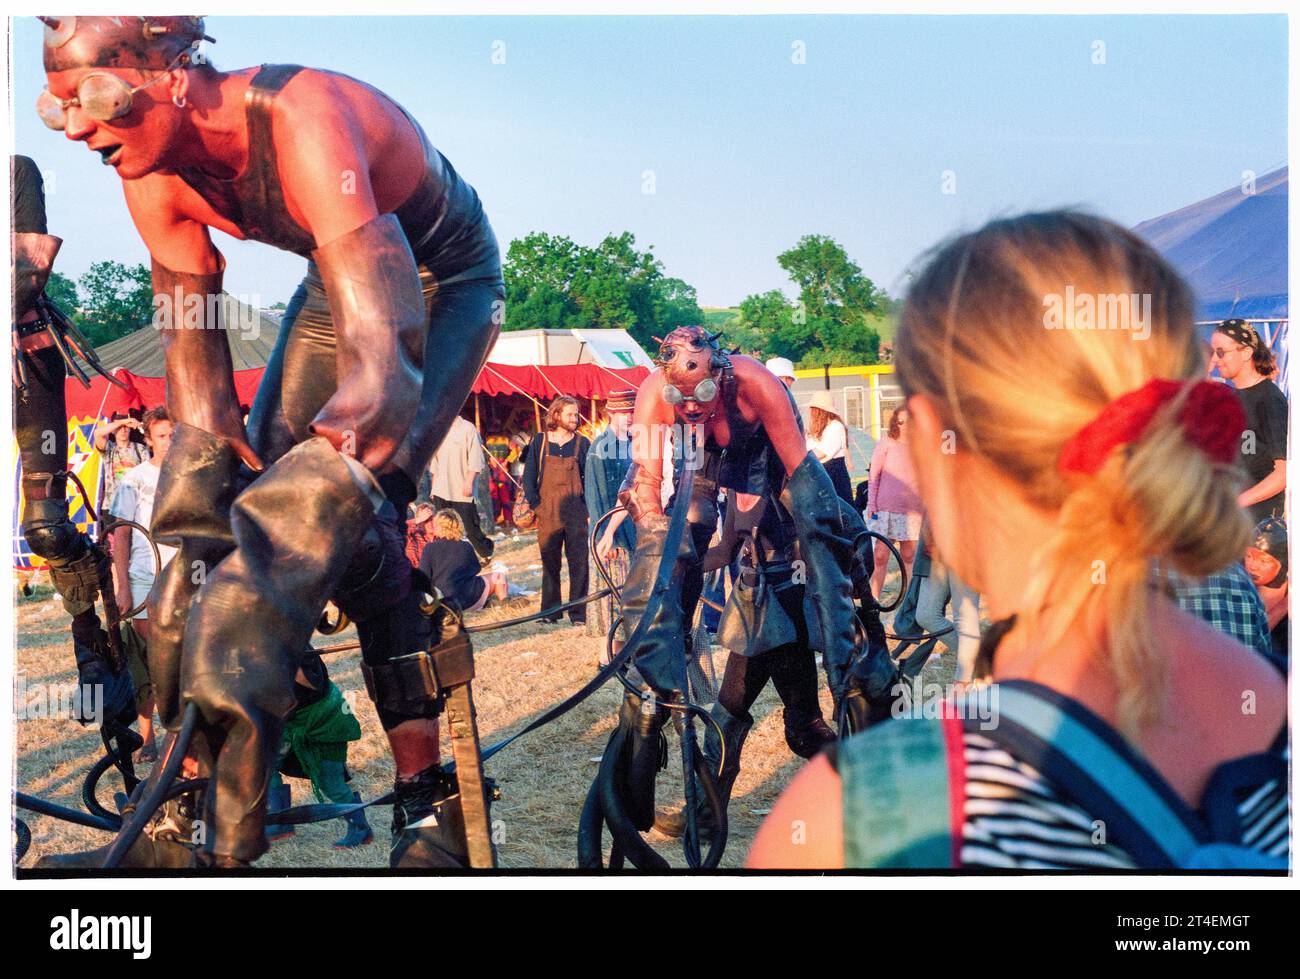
left=523, top=396, right=591, bottom=624
left=1211, top=319, right=1287, bottom=524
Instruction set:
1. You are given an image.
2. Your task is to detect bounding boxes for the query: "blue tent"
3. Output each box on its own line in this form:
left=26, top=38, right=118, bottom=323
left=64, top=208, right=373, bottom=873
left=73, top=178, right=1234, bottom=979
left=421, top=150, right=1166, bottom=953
left=1135, top=166, right=1288, bottom=395
left=1134, top=166, right=1287, bottom=321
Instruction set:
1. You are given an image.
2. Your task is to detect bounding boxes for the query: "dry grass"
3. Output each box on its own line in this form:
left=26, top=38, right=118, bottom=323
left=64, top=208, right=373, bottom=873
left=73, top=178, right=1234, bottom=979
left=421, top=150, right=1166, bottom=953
left=15, top=530, right=928, bottom=871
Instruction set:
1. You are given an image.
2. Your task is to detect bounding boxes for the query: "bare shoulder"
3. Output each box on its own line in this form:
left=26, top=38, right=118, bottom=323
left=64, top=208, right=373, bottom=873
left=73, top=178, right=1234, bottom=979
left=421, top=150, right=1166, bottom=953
left=730, top=354, right=772, bottom=383
left=1152, top=598, right=1285, bottom=756
left=746, top=753, right=843, bottom=869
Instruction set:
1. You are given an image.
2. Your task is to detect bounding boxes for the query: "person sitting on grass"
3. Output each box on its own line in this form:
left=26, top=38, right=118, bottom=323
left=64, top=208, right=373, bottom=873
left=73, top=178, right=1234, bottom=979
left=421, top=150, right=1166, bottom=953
left=418, top=509, right=511, bottom=613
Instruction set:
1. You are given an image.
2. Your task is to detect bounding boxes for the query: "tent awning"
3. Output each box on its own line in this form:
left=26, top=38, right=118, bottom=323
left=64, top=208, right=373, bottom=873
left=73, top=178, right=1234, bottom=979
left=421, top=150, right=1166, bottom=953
left=1134, top=166, right=1288, bottom=321
left=66, top=362, right=651, bottom=418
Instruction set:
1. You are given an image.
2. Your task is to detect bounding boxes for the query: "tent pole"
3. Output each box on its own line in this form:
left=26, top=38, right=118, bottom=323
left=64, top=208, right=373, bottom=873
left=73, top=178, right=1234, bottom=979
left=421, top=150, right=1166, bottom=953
left=475, top=392, right=482, bottom=431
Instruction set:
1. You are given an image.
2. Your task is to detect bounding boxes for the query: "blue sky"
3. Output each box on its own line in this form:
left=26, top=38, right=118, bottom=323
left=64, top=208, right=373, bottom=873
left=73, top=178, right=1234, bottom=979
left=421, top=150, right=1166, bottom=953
left=10, top=14, right=1288, bottom=309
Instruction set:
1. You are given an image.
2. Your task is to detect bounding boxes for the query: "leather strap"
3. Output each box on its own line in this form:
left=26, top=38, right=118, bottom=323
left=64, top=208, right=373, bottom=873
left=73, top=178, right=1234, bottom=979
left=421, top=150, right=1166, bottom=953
left=241, top=65, right=313, bottom=252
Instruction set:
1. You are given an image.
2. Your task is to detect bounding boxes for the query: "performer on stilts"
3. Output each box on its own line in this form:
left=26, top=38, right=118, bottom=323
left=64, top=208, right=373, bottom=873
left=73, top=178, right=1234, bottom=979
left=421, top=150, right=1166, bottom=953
left=607, top=326, right=896, bottom=851
left=35, top=16, right=502, bottom=868
left=12, top=153, right=136, bottom=741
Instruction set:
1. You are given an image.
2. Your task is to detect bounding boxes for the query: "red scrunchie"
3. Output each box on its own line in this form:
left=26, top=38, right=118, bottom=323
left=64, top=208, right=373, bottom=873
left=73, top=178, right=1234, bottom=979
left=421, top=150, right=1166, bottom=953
left=1058, top=378, right=1246, bottom=476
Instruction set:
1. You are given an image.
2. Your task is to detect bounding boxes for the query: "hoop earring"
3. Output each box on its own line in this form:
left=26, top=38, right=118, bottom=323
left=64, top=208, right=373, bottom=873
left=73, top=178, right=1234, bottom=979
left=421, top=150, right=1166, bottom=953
left=173, top=93, right=187, bottom=108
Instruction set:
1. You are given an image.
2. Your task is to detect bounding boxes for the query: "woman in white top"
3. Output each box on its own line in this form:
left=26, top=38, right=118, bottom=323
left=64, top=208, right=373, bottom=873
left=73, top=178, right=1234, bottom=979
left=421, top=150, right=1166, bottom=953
left=806, top=390, right=854, bottom=504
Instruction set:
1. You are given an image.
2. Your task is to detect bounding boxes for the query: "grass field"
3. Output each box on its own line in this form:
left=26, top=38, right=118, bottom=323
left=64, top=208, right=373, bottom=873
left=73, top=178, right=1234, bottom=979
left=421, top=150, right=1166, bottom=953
left=14, top=528, right=932, bottom=871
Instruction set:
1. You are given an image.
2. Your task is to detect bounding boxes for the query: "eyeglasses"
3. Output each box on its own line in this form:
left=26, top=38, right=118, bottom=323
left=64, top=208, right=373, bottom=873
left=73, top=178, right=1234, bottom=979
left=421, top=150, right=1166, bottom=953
left=662, top=377, right=719, bottom=406
left=37, top=51, right=190, bottom=130
left=1209, top=344, right=1248, bottom=361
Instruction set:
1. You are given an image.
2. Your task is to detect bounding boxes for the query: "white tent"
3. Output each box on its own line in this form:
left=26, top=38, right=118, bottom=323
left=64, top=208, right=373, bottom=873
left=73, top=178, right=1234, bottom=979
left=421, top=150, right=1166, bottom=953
left=489, top=328, right=653, bottom=368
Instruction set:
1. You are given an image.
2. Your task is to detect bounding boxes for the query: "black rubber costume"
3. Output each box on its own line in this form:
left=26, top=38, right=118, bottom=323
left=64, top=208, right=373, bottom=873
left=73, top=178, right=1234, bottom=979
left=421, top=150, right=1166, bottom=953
left=594, top=335, right=895, bottom=863
left=12, top=154, right=135, bottom=735
left=37, top=15, right=503, bottom=867
left=151, top=66, right=502, bottom=866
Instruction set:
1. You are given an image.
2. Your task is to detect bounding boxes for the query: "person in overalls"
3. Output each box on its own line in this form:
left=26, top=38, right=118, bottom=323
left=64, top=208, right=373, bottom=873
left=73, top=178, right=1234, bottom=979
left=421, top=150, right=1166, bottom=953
left=523, top=396, right=591, bottom=625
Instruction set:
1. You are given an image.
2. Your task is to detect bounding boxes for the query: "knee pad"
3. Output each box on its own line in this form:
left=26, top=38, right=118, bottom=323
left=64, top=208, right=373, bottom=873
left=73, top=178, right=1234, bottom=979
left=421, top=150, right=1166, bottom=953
left=332, top=503, right=411, bottom=623
left=22, top=498, right=88, bottom=564
left=357, top=589, right=441, bottom=730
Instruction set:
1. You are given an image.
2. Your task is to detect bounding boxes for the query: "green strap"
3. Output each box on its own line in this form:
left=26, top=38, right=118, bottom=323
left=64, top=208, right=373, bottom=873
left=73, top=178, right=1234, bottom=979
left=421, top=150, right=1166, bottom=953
left=839, top=717, right=954, bottom=868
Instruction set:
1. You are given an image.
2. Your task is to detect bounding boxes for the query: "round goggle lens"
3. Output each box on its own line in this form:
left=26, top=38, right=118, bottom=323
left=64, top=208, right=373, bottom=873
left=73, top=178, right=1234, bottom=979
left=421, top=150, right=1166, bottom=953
left=36, top=89, right=67, bottom=130
left=661, top=378, right=718, bottom=406
left=79, top=74, right=135, bottom=121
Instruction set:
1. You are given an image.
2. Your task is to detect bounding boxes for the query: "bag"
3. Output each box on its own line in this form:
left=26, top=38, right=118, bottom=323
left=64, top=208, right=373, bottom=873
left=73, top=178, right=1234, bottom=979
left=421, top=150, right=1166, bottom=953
left=838, top=679, right=1288, bottom=870
left=512, top=434, right=545, bottom=531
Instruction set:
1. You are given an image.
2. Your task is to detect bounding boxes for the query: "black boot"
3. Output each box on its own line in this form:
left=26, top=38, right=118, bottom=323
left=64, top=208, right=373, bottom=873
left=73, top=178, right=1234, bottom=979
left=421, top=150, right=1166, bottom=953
left=180, top=437, right=378, bottom=865
left=334, top=793, right=374, bottom=849
left=390, top=764, right=469, bottom=869
left=36, top=791, right=200, bottom=870
left=783, top=710, right=837, bottom=759
left=655, top=701, right=751, bottom=840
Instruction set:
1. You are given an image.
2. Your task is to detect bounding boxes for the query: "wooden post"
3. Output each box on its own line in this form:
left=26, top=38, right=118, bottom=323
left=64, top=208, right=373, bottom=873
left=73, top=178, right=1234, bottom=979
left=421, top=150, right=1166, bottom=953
left=533, top=398, right=541, bottom=431
left=475, top=392, right=482, bottom=431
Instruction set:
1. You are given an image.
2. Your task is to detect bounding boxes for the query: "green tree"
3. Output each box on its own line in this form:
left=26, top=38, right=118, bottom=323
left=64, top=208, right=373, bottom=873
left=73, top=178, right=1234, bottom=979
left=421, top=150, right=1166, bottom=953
left=731, top=236, right=888, bottom=365
left=76, top=261, right=153, bottom=346
left=43, top=270, right=80, bottom=315
left=503, top=231, right=703, bottom=350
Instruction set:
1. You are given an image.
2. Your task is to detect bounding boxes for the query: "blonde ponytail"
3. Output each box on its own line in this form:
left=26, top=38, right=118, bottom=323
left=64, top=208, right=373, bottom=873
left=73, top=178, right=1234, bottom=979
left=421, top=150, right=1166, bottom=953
left=896, top=211, right=1250, bottom=738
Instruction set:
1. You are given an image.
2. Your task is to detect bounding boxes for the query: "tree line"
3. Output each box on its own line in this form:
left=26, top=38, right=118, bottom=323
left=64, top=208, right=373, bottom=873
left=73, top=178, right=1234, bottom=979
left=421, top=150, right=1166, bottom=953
left=503, top=231, right=892, bottom=367
left=55, top=233, right=892, bottom=367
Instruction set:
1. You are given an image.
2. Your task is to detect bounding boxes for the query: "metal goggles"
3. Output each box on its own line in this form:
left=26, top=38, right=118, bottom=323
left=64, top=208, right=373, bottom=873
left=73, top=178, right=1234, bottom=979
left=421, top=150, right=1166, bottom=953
left=661, top=377, right=719, bottom=406
left=37, top=51, right=189, bottom=130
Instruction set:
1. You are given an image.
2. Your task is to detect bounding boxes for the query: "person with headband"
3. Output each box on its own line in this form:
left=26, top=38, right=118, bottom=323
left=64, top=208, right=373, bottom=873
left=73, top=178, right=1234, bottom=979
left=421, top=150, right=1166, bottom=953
left=612, top=325, right=894, bottom=848
left=1211, top=318, right=1287, bottom=524
left=35, top=16, right=502, bottom=869
left=1244, top=517, right=1289, bottom=665
left=749, top=211, right=1287, bottom=870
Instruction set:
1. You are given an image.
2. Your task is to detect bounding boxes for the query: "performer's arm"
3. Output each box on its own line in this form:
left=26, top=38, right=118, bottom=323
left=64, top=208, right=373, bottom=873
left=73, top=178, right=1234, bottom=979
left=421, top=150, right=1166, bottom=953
left=122, top=175, right=261, bottom=469
left=621, top=374, right=673, bottom=523
left=276, top=85, right=426, bottom=473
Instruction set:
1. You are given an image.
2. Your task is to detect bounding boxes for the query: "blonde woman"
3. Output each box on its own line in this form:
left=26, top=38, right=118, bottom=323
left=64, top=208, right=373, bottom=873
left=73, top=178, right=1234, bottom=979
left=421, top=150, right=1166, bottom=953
left=417, top=509, right=510, bottom=612
left=749, top=211, right=1287, bottom=870
left=806, top=390, right=854, bottom=505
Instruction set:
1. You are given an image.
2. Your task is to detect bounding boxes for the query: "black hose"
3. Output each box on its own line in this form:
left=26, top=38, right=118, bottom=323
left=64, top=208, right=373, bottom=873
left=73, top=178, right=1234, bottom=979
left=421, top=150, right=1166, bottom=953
left=596, top=723, right=669, bottom=870
left=690, top=741, right=728, bottom=870
left=589, top=504, right=627, bottom=615
left=866, top=530, right=908, bottom=613
left=97, top=518, right=162, bottom=618
left=576, top=779, right=605, bottom=869
left=15, top=818, right=32, bottom=862
left=82, top=751, right=127, bottom=827
left=16, top=791, right=120, bottom=833
left=101, top=702, right=198, bottom=869
left=464, top=588, right=612, bottom=633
